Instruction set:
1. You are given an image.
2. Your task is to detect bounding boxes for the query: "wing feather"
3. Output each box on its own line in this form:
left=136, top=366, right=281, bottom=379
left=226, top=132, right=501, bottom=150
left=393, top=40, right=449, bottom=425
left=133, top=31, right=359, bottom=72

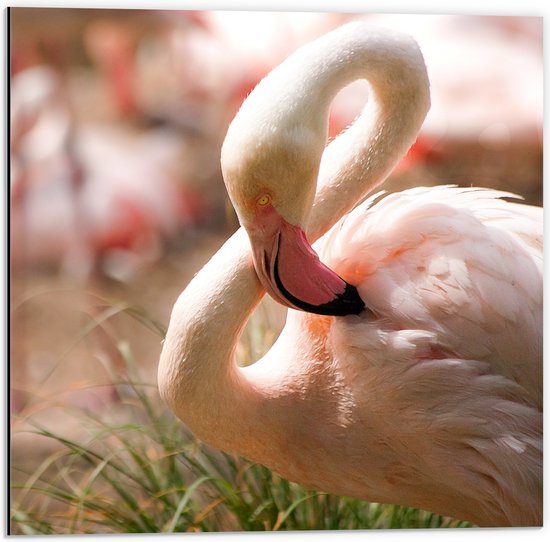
left=317, top=186, right=542, bottom=405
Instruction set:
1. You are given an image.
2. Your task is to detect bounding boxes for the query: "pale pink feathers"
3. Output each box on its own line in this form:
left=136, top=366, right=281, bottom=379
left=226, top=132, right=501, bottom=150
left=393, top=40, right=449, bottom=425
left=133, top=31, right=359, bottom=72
left=319, top=186, right=542, bottom=405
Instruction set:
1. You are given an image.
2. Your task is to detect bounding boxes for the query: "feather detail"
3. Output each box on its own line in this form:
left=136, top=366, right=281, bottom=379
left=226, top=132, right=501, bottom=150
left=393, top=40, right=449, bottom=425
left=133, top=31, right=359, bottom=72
left=319, top=186, right=542, bottom=405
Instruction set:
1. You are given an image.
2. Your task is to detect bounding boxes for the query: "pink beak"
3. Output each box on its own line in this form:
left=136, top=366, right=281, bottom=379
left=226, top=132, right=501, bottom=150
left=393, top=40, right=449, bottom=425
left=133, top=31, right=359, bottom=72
left=249, top=206, right=365, bottom=316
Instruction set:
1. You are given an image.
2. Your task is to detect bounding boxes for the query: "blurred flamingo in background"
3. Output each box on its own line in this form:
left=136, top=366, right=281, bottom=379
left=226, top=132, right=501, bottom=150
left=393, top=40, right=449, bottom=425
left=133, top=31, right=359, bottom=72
left=159, top=23, right=542, bottom=527
left=10, top=57, right=208, bottom=282
left=10, top=73, right=201, bottom=280
left=10, top=64, right=83, bottom=271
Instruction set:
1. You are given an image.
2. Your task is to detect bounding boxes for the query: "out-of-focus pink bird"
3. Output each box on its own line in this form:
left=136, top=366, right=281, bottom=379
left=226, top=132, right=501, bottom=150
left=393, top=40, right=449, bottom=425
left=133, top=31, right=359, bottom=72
left=158, top=23, right=542, bottom=527
left=10, top=63, right=200, bottom=280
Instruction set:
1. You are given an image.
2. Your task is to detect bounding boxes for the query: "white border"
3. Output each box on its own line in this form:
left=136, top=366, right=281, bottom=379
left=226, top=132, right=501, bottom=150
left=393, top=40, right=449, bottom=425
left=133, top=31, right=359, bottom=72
left=1, top=0, right=548, bottom=14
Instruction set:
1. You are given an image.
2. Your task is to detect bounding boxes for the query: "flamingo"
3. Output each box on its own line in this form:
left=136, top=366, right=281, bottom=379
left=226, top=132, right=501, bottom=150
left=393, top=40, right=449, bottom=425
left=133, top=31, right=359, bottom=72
left=158, top=23, right=542, bottom=527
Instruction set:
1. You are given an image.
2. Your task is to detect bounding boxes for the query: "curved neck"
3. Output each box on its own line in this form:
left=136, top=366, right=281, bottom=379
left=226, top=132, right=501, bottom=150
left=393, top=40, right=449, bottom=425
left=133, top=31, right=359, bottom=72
left=158, top=229, right=266, bottom=449
left=159, top=23, right=429, bottom=447
left=300, top=23, right=431, bottom=239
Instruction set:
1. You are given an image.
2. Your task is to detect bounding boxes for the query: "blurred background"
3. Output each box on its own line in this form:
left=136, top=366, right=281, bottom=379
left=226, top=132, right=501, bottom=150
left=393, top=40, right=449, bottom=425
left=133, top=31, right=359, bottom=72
left=9, top=8, right=542, bottom=531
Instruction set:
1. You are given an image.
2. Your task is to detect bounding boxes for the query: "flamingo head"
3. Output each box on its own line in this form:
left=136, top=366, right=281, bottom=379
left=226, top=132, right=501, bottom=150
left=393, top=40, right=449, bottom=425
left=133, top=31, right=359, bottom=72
left=221, top=113, right=365, bottom=317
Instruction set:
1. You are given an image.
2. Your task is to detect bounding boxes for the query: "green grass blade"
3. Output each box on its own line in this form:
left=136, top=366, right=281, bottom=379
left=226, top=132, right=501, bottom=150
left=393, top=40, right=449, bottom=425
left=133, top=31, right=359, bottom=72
left=166, top=476, right=216, bottom=533
left=273, top=492, right=326, bottom=531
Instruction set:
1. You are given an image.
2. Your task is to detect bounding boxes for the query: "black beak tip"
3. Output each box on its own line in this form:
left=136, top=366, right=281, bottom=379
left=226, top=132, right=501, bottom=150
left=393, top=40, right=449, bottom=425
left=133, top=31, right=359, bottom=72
left=318, top=281, right=365, bottom=316
left=280, top=277, right=366, bottom=317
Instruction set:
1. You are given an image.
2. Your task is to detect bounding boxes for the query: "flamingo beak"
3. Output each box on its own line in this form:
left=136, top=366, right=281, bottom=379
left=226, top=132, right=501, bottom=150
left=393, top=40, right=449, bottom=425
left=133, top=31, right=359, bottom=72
left=249, top=213, right=365, bottom=317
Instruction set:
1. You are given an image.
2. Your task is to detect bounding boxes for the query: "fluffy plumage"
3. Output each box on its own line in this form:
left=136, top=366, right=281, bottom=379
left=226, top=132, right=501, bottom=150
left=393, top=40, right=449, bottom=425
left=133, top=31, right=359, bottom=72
left=320, top=186, right=542, bottom=406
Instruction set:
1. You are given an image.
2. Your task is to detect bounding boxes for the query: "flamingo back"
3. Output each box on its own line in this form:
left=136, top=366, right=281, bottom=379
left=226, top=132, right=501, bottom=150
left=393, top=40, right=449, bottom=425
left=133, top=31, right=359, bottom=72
left=317, top=186, right=542, bottom=405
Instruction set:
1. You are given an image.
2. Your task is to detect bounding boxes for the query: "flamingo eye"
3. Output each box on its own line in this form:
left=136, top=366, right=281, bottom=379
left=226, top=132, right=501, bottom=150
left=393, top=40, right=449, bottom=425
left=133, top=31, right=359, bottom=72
left=257, top=194, right=271, bottom=206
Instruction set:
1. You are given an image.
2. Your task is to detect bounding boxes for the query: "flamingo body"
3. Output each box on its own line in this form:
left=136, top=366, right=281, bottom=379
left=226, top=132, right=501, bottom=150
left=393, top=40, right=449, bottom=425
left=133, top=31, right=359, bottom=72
left=158, top=23, right=542, bottom=527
